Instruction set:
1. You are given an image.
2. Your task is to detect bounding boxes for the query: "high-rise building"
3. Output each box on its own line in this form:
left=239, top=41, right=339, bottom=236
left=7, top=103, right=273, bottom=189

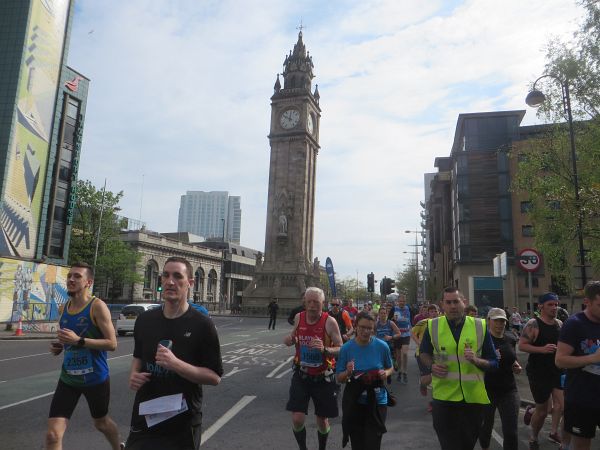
left=177, top=191, right=241, bottom=243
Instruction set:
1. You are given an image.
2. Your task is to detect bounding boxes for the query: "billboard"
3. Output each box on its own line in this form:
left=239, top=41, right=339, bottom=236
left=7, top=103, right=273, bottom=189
left=0, top=0, right=71, bottom=258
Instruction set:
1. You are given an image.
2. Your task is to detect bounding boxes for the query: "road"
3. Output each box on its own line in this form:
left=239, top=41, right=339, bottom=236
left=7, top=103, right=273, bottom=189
left=0, top=316, right=560, bottom=449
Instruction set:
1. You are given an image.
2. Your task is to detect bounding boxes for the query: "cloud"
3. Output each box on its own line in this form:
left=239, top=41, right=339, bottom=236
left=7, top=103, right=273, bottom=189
left=69, top=0, right=584, bottom=285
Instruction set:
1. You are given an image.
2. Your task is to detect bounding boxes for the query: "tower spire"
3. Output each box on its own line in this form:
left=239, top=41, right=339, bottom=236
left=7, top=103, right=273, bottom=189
left=281, top=28, right=314, bottom=92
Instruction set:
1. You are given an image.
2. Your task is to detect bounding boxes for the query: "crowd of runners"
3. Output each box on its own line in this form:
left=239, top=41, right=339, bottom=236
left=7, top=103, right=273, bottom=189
left=43, top=257, right=600, bottom=450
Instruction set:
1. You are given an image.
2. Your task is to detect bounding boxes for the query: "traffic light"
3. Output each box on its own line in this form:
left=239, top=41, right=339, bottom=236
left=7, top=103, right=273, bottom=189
left=381, top=277, right=395, bottom=296
left=367, top=272, right=374, bottom=292
left=157, top=278, right=162, bottom=292
left=388, top=278, right=395, bottom=294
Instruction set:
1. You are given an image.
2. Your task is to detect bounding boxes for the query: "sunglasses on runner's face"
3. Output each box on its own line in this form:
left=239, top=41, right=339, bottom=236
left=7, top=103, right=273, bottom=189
left=330, top=303, right=340, bottom=307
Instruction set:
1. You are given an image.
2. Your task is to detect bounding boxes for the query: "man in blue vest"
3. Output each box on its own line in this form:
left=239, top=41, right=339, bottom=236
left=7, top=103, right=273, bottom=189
left=419, top=287, right=498, bottom=450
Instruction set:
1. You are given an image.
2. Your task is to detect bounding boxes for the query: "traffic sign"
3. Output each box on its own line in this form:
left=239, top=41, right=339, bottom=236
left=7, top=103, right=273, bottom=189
left=517, top=248, right=541, bottom=272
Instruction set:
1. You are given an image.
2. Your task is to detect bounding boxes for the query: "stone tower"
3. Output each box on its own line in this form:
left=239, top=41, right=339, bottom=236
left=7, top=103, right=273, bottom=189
left=243, top=31, right=322, bottom=313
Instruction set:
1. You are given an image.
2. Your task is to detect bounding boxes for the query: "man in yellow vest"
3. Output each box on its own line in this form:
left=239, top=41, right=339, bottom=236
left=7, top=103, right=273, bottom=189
left=419, top=287, right=499, bottom=450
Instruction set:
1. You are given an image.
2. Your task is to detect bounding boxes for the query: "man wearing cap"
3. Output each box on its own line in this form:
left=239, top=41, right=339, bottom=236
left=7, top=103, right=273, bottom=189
left=555, top=281, right=600, bottom=450
left=419, top=287, right=498, bottom=450
left=519, top=292, right=564, bottom=449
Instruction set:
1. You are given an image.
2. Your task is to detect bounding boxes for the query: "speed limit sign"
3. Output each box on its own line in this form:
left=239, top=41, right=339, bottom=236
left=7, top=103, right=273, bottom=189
left=517, top=248, right=541, bottom=272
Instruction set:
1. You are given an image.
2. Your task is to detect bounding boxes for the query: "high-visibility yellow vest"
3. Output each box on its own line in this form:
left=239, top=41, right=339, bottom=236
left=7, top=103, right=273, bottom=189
left=427, top=316, right=490, bottom=404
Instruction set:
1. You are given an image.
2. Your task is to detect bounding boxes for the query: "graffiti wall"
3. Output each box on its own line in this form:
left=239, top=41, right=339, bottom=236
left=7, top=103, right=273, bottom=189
left=0, top=257, right=69, bottom=323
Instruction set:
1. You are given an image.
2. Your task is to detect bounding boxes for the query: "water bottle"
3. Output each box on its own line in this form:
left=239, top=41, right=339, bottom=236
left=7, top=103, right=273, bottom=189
left=464, top=338, right=472, bottom=351
left=437, top=346, right=448, bottom=364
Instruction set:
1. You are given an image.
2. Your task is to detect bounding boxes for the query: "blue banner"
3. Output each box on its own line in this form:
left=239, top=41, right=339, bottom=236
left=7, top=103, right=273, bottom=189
left=325, top=257, right=336, bottom=297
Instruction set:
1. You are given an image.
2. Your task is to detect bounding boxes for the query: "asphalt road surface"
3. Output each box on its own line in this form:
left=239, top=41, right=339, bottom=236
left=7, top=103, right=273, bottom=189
left=0, top=316, right=559, bottom=449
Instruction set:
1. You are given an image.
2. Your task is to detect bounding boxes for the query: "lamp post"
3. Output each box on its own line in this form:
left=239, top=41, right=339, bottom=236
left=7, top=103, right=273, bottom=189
left=526, top=74, right=587, bottom=289
left=405, top=229, right=423, bottom=303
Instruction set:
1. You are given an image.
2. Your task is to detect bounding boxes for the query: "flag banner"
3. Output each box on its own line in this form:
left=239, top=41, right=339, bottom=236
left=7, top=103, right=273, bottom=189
left=325, top=257, right=336, bottom=297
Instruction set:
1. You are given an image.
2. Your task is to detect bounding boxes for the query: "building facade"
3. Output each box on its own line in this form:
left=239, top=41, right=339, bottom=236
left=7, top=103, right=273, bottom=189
left=424, top=111, right=592, bottom=312
left=177, top=191, right=241, bottom=244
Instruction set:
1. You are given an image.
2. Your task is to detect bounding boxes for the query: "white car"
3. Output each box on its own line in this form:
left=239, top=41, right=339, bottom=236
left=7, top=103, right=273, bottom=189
left=116, top=303, right=160, bottom=336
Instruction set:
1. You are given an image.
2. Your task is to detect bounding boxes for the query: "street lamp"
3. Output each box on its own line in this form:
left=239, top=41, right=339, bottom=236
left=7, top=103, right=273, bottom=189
left=525, top=74, right=587, bottom=289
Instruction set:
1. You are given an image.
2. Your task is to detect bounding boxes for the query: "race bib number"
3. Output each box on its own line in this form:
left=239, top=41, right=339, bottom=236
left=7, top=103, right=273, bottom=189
left=64, top=347, right=93, bottom=375
left=299, top=345, right=323, bottom=368
left=582, top=363, right=600, bottom=376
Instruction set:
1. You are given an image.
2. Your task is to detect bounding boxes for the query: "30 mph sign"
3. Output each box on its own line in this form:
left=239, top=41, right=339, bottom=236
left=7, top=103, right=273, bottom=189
left=517, top=248, right=541, bottom=272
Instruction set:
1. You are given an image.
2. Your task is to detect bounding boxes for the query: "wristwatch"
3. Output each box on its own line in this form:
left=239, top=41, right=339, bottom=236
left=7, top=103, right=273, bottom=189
left=77, top=337, right=85, bottom=347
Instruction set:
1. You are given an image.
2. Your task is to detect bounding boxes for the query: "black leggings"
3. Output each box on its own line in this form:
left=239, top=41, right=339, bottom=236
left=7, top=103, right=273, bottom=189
left=348, top=405, right=387, bottom=450
left=479, top=389, right=520, bottom=450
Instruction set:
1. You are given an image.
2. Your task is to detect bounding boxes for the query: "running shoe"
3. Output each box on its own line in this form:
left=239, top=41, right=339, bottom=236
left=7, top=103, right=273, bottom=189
left=120, top=444, right=125, bottom=450
left=528, top=440, right=539, bottom=450
left=396, top=373, right=402, bottom=382
left=548, top=433, right=562, bottom=445
left=419, top=384, right=427, bottom=396
left=426, top=402, right=433, bottom=413
left=523, top=405, right=534, bottom=426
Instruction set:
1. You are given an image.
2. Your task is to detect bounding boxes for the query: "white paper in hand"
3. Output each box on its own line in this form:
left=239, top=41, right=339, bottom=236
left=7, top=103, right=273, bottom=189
left=144, top=396, right=188, bottom=428
left=139, top=393, right=183, bottom=415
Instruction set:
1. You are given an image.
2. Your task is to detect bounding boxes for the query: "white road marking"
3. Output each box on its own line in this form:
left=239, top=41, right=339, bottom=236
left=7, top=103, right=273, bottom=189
left=491, top=429, right=503, bottom=447
left=234, top=335, right=251, bottom=337
left=275, top=367, right=293, bottom=379
left=223, top=366, right=249, bottom=378
left=201, top=395, right=256, bottom=444
left=0, top=392, right=54, bottom=411
left=266, top=356, right=293, bottom=378
left=221, top=338, right=257, bottom=347
left=0, top=352, right=51, bottom=362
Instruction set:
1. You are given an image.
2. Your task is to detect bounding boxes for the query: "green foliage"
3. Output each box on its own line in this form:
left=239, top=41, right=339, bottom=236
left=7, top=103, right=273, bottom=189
left=335, top=277, right=370, bottom=301
left=69, top=180, right=142, bottom=300
left=395, top=264, right=419, bottom=304
left=513, top=2, right=600, bottom=292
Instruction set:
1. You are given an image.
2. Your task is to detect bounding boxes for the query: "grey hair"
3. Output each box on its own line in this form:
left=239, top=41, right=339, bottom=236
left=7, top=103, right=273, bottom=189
left=304, top=286, right=325, bottom=302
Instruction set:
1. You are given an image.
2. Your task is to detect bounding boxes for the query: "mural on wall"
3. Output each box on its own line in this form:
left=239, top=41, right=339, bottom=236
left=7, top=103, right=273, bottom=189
left=0, top=0, right=70, bottom=258
left=0, top=257, right=69, bottom=324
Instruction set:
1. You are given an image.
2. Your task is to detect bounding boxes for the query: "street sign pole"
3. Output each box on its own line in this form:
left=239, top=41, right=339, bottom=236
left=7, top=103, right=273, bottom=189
left=517, top=248, right=542, bottom=311
left=528, top=272, right=533, bottom=310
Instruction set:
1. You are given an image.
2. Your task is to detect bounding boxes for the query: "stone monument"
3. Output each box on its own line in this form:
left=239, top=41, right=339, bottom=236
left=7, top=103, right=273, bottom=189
left=243, top=30, right=322, bottom=313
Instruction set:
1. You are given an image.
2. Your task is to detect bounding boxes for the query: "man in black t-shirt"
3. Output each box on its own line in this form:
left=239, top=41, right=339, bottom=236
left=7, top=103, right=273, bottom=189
left=125, top=257, right=223, bottom=450
left=556, top=281, right=600, bottom=450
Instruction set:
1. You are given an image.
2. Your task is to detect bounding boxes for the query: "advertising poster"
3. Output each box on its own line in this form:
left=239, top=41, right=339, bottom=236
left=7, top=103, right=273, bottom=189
left=0, top=0, right=70, bottom=257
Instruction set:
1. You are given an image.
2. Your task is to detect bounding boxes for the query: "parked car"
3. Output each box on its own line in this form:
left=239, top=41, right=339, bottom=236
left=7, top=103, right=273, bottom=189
left=107, top=303, right=126, bottom=321
left=116, top=303, right=160, bottom=336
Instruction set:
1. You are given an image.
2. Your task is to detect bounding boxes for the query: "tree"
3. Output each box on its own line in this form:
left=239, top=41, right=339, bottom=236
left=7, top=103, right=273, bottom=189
left=513, top=1, right=600, bottom=292
left=395, top=264, right=419, bottom=304
left=69, top=180, right=142, bottom=301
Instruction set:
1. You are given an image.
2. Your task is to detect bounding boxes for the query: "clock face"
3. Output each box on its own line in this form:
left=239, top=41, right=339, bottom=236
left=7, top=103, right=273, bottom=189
left=307, top=114, right=314, bottom=134
left=280, top=109, right=300, bottom=129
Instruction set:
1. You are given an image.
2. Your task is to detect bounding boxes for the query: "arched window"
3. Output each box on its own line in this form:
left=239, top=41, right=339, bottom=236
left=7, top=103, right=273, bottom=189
left=194, top=267, right=205, bottom=301
left=207, top=269, right=218, bottom=301
left=144, top=260, right=159, bottom=291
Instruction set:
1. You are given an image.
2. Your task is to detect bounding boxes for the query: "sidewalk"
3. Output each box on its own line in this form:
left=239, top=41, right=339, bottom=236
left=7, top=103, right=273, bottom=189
left=0, top=329, right=55, bottom=340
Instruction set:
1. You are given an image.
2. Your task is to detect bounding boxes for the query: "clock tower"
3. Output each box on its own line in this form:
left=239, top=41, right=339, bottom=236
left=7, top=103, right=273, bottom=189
left=243, top=31, right=322, bottom=313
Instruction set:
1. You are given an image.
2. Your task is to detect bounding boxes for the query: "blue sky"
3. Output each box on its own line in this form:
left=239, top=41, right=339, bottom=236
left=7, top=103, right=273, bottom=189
left=69, top=0, right=584, bottom=285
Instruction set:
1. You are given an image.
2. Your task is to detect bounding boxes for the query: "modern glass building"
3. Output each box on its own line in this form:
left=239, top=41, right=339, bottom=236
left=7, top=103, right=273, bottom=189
left=178, top=191, right=242, bottom=243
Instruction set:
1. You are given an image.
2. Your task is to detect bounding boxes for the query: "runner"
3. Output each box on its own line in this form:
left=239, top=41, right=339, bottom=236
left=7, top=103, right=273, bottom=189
left=337, top=311, right=394, bottom=450
left=509, top=307, right=522, bottom=336
left=556, top=281, right=600, bottom=450
left=124, top=257, right=223, bottom=450
left=375, top=307, right=400, bottom=384
left=411, top=304, right=439, bottom=409
left=519, top=292, right=564, bottom=449
left=328, top=298, right=354, bottom=342
left=391, top=296, right=411, bottom=384
left=478, top=308, right=521, bottom=450
left=284, top=287, right=343, bottom=450
left=46, top=262, right=122, bottom=450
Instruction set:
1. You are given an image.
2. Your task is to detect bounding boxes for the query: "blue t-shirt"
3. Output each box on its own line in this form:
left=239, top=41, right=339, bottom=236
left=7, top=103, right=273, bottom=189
left=337, top=337, right=393, bottom=405
left=393, top=306, right=411, bottom=337
left=558, top=311, right=600, bottom=409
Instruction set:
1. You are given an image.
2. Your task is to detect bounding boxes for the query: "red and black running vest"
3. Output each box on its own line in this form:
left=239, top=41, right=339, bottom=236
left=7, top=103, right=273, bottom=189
left=294, top=311, right=335, bottom=375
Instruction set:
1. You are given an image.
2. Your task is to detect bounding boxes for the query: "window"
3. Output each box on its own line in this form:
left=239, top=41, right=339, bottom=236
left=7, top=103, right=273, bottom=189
left=525, top=276, right=539, bottom=288
left=547, top=200, right=561, bottom=210
left=520, top=201, right=533, bottom=213
left=522, top=225, right=535, bottom=237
